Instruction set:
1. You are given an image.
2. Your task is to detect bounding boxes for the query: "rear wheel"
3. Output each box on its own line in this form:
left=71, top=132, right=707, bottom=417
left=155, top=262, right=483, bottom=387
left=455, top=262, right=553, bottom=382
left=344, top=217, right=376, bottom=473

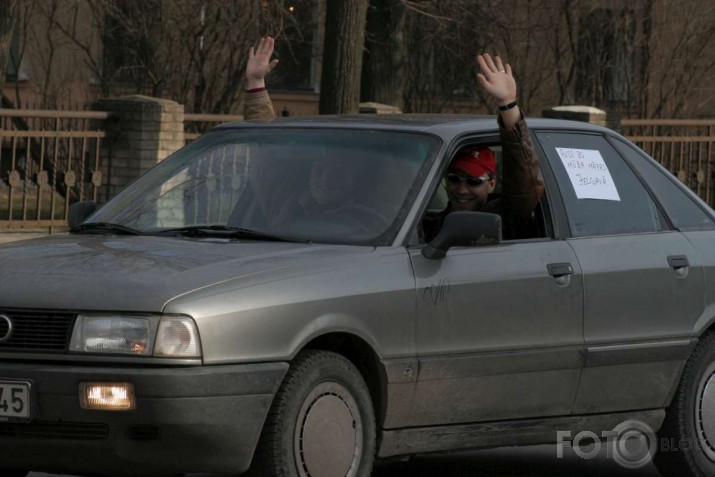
left=655, top=331, right=715, bottom=476
left=0, top=470, right=28, bottom=477
left=249, top=350, right=376, bottom=477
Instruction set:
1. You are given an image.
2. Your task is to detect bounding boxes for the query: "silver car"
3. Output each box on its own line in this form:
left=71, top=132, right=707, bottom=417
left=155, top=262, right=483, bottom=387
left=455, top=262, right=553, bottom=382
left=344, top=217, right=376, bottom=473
left=0, top=115, right=714, bottom=477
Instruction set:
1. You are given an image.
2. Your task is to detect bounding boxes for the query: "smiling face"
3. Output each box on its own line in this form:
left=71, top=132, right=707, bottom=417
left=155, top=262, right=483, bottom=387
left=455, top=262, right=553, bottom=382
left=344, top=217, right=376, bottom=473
left=445, top=170, right=496, bottom=211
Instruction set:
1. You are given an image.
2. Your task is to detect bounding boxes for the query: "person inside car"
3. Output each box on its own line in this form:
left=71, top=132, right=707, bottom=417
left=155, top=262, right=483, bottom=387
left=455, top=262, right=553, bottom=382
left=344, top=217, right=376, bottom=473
left=242, top=37, right=387, bottom=233
left=422, top=53, right=544, bottom=241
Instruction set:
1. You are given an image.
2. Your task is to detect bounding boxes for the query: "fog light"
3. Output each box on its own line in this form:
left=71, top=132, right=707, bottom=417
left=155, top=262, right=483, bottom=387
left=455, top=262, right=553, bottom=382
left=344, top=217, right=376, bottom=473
left=79, top=382, right=136, bottom=411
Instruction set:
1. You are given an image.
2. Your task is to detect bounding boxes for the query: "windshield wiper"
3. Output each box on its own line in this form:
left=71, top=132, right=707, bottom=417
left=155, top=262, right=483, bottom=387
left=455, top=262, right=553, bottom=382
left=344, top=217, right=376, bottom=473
left=70, top=222, right=143, bottom=235
left=154, top=225, right=308, bottom=243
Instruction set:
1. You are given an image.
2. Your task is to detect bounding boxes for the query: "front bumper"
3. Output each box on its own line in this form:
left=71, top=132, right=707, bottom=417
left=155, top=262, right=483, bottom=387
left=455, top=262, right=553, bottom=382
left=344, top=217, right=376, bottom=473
left=0, top=361, right=288, bottom=476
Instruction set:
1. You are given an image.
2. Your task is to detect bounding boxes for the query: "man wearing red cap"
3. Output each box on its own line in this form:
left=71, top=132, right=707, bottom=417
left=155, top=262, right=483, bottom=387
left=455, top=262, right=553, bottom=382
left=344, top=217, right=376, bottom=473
left=244, top=37, right=543, bottom=240
left=423, top=52, right=544, bottom=240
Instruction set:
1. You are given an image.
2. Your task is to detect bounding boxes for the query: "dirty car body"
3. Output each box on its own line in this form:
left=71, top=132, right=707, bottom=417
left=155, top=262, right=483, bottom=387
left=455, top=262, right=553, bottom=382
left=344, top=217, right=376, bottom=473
left=1, top=115, right=715, bottom=477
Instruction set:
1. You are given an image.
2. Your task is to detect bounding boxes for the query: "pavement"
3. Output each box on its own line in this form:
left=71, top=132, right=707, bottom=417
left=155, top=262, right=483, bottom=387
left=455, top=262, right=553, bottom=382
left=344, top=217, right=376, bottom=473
left=29, top=443, right=663, bottom=476
left=0, top=232, right=57, bottom=244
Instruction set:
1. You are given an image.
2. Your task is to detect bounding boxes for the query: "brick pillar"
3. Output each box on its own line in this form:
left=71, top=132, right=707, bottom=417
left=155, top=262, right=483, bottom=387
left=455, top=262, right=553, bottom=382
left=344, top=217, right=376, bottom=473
left=91, top=95, right=184, bottom=200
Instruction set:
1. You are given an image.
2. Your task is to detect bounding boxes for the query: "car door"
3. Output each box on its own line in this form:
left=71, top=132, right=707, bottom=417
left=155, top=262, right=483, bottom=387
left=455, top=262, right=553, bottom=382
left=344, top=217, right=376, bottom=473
left=536, top=130, right=705, bottom=414
left=405, top=144, right=584, bottom=428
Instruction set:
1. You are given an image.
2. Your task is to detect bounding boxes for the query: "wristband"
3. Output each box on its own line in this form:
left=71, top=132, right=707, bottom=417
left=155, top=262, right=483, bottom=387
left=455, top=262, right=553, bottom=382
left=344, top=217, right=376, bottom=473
left=498, top=100, right=518, bottom=111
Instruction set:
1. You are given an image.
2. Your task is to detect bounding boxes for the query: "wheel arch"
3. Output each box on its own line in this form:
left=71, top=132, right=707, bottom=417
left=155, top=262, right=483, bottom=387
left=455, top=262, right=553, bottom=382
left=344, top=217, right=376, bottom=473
left=301, top=332, right=388, bottom=427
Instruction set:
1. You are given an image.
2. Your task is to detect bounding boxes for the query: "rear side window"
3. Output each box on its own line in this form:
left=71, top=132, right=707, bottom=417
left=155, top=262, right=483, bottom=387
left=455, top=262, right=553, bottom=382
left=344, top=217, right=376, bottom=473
left=537, top=132, right=663, bottom=237
left=613, top=138, right=715, bottom=231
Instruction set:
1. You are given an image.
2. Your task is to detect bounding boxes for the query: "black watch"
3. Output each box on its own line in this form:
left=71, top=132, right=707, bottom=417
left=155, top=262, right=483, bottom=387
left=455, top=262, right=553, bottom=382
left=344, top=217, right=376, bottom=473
left=498, top=100, right=518, bottom=111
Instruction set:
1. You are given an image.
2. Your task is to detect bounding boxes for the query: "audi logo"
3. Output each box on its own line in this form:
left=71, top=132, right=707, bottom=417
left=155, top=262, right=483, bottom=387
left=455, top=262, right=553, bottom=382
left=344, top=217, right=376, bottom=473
left=0, top=315, right=13, bottom=343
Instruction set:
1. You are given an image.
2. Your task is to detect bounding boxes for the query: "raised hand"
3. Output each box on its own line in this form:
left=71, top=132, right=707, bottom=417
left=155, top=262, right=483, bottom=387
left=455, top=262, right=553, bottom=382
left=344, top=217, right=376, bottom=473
left=246, top=36, right=279, bottom=90
left=476, top=53, right=519, bottom=128
left=476, top=54, right=517, bottom=106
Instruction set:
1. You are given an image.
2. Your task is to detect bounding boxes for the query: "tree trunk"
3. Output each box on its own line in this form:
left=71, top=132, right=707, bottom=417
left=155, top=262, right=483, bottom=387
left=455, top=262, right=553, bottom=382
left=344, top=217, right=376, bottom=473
left=0, top=0, right=19, bottom=97
left=319, top=0, right=369, bottom=114
left=360, top=0, right=406, bottom=109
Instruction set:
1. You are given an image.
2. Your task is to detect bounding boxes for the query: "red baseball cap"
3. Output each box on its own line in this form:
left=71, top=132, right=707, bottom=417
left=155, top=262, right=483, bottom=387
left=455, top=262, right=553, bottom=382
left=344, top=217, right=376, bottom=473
left=449, top=147, right=496, bottom=178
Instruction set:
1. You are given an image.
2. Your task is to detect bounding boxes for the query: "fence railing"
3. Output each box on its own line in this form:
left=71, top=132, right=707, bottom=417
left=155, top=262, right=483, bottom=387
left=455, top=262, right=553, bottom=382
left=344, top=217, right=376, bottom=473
left=0, top=109, right=110, bottom=231
left=1, top=109, right=714, bottom=232
left=622, top=119, right=715, bottom=206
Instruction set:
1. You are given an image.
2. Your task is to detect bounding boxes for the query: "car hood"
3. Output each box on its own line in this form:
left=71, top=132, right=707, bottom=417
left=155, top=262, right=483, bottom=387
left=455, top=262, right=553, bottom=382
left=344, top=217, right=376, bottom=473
left=0, top=235, right=373, bottom=311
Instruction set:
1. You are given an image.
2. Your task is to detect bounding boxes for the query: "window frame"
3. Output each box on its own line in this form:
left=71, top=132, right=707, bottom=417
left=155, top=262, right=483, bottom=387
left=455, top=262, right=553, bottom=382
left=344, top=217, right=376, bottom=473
left=415, top=131, right=556, bottom=245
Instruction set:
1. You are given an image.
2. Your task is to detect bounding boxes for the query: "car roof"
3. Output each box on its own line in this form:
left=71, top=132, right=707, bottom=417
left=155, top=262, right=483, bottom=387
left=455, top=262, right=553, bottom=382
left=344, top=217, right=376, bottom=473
left=213, top=114, right=613, bottom=137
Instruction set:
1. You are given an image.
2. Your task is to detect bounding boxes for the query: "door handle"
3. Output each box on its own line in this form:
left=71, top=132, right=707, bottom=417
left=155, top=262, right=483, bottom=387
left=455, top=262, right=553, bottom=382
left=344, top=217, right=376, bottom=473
left=547, top=262, right=574, bottom=278
left=668, top=255, right=689, bottom=269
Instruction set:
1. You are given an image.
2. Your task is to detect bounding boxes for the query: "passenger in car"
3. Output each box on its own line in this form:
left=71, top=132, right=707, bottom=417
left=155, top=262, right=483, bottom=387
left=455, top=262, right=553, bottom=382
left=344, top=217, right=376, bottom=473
left=422, top=53, right=544, bottom=241
left=242, top=37, right=388, bottom=233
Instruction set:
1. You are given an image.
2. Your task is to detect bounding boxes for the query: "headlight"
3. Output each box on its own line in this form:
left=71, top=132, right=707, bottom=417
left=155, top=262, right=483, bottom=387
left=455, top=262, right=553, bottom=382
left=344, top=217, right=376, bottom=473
left=70, top=315, right=158, bottom=355
left=70, top=314, right=201, bottom=358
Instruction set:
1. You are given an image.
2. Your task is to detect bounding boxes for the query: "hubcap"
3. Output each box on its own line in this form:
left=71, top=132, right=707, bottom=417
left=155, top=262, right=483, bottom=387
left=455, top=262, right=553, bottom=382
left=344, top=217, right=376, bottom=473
left=697, top=362, right=715, bottom=461
left=294, top=382, right=362, bottom=477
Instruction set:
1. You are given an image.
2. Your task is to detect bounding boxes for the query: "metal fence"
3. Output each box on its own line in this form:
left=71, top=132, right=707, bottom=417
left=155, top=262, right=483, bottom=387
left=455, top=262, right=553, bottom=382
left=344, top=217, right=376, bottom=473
left=0, top=110, right=109, bottom=231
left=1, top=109, right=714, bottom=232
left=622, top=119, right=715, bottom=205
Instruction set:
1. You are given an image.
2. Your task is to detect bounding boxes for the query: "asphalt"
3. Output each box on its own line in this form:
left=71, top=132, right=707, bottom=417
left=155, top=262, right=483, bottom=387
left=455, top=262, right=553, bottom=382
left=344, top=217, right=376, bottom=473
left=0, top=232, right=56, bottom=244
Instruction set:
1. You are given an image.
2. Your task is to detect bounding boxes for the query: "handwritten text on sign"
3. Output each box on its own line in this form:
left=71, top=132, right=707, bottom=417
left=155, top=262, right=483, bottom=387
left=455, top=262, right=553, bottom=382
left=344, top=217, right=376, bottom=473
left=556, top=148, right=620, bottom=201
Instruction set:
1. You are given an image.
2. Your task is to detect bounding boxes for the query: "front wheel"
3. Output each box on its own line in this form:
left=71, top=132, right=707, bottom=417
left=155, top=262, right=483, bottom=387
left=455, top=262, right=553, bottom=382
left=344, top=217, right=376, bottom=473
left=655, top=331, right=715, bottom=476
left=249, top=350, right=376, bottom=477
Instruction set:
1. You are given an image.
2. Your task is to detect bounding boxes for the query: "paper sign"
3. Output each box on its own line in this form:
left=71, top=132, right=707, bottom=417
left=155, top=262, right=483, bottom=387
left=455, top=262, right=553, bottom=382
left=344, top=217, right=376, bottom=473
left=555, top=148, right=620, bottom=201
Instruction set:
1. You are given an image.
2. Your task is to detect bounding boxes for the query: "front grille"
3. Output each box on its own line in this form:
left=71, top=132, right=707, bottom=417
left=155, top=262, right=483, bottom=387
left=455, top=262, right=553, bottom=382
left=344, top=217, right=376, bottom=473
left=0, top=421, right=108, bottom=440
left=0, top=310, right=76, bottom=352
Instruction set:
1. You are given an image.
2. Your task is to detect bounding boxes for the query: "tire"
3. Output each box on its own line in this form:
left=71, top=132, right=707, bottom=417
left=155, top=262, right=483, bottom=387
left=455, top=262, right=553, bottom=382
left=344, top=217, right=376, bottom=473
left=248, top=350, right=376, bottom=477
left=655, top=331, right=715, bottom=476
left=0, top=470, right=28, bottom=477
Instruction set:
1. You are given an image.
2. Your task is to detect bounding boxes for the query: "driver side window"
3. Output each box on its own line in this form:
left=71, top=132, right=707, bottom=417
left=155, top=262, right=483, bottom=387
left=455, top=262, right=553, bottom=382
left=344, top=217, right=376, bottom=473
left=421, top=142, right=550, bottom=244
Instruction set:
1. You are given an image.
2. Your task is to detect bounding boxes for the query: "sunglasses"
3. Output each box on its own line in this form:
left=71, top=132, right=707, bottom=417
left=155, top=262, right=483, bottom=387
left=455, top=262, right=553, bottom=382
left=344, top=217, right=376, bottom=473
left=446, top=172, right=491, bottom=188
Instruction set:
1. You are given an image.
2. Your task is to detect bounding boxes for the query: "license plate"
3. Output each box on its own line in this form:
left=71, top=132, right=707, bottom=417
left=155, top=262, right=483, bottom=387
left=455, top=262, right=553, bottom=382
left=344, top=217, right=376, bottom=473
left=0, top=381, right=31, bottom=420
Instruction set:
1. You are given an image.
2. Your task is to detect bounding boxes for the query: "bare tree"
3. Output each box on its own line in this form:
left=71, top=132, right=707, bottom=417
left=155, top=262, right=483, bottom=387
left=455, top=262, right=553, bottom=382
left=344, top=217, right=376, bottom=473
left=644, top=0, right=715, bottom=117
left=8, top=0, right=715, bottom=119
left=483, top=0, right=559, bottom=114
left=360, top=0, right=406, bottom=109
left=402, top=1, right=492, bottom=113
left=28, top=0, right=289, bottom=113
left=319, top=0, right=369, bottom=114
left=0, top=0, right=19, bottom=97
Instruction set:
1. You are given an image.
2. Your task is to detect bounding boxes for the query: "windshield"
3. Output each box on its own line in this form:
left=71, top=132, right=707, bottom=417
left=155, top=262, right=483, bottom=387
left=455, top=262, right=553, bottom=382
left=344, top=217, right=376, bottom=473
left=89, top=128, right=439, bottom=245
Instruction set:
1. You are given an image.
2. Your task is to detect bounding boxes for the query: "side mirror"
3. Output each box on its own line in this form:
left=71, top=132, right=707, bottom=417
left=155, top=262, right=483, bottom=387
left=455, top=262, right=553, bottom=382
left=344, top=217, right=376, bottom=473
left=422, top=211, right=501, bottom=260
left=67, top=200, right=96, bottom=228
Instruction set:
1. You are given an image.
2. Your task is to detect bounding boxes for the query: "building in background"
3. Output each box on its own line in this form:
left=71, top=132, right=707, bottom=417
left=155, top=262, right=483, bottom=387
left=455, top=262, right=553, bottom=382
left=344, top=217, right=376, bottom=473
left=2, top=0, right=714, bottom=119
